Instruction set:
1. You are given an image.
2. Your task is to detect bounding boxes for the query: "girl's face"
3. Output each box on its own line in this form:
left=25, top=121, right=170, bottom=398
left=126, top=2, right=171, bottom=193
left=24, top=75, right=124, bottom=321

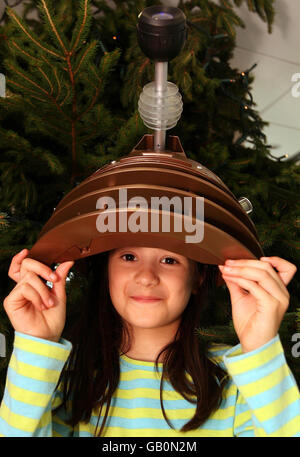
left=108, top=246, right=198, bottom=331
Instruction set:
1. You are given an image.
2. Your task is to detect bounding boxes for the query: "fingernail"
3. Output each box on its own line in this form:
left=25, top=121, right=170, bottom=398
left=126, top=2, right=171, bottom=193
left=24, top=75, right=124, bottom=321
left=48, top=298, right=54, bottom=307
left=49, top=273, right=57, bottom=281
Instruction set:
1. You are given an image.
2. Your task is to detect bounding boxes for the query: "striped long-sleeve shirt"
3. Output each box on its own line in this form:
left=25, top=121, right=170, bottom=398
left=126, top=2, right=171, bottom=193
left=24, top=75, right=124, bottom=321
left=0, top=331, right=299, bottom=437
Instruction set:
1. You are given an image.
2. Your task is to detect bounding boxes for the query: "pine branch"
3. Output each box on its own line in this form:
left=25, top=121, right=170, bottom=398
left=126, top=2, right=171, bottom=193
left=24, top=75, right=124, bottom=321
left=70, top=0, right=91, bottom=54
left=37, top=0, right=70, bottom=55
left=73, top=39, right=98, bottom=75
left=6, top=7, right=64, bottom=60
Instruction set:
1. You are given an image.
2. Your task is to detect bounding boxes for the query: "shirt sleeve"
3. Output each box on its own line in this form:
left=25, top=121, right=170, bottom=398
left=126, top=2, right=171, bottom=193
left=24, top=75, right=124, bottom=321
left=223, top=334, right=300, bottom=437
left=0, top=331, right=73, bottom=437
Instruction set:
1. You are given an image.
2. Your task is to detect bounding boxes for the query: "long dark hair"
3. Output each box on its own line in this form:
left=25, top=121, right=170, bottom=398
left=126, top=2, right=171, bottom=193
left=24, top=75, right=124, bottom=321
left=54, top=251, right=228, bottom=436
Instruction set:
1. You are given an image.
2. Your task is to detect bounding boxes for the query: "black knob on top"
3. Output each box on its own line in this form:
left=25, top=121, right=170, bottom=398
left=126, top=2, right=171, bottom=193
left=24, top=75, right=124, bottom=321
left=137, top=6, right=187, bottom=62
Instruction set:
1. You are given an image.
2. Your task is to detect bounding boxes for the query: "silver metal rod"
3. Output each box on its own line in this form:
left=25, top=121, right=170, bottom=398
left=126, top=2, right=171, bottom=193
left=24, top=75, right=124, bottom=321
left=154, top=61, right=168, bottom=151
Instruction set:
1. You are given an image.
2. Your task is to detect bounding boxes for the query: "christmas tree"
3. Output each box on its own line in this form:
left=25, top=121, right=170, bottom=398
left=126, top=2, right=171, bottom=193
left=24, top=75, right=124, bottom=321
left=0, top=0, right=299, bottom=401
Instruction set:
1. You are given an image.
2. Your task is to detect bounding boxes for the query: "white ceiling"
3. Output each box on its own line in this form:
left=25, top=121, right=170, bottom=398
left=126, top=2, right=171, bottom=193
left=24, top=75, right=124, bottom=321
left=2, top=0, right=299, bottom=162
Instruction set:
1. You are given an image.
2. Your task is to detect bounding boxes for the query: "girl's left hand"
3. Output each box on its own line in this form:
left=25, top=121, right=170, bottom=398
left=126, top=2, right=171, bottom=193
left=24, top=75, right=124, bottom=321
left=218, top=257, right=297, bottom=353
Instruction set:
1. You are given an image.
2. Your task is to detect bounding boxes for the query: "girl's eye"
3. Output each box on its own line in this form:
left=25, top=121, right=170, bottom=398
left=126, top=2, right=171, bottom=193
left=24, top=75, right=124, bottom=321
left=121, top=253, right=136, bottom=261
left=120, top=254, right=178, bottom=264
left=161, top=257, right=178, bottom=265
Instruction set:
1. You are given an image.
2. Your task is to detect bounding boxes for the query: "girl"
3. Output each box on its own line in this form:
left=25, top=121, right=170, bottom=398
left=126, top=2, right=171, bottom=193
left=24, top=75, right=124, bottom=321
left=0, top=246, right=299, bottom=437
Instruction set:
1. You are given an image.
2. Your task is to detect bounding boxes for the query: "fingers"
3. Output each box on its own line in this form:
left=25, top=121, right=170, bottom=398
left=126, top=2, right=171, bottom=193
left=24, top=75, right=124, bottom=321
left=221, top=257, right=290, bottom=293
left=5, top=256, right=74, bottom=317
left=260, top=256, right=297, bottom=286
left=219, top=274, right=289, bottom=312
left=219, top=264, right=289, bottom=305
left=19, top=272, right=55, bottom=309
left=8, top=249, right=29, bottom=282
left=20, top=257, right=58, bottom=284
left=4, top=280, right=50, bottom=313
left=8, top=250, right=59, bottom=285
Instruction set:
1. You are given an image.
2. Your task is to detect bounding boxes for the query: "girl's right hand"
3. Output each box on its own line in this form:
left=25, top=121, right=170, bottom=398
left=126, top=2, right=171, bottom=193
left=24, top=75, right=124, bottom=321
left=4, top=250, right=74, bottom=342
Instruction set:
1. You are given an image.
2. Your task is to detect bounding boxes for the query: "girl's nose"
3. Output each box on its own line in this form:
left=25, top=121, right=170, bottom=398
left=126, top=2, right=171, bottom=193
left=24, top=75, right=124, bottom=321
left=135, top=267, right=159, bottom=287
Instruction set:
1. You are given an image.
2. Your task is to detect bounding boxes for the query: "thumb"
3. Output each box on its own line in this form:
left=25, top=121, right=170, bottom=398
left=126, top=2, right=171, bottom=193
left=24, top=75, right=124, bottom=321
left=51, top=261, right=74, bottom=301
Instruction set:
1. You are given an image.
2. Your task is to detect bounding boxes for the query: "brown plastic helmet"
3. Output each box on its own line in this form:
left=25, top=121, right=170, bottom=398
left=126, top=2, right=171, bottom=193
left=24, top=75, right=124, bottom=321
left=28, top=134, right=264, bottom=287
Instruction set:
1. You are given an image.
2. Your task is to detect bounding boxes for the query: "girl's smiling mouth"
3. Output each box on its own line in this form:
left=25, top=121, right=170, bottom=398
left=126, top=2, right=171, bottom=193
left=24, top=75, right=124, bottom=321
left=130, top=296, right=162, bottom=302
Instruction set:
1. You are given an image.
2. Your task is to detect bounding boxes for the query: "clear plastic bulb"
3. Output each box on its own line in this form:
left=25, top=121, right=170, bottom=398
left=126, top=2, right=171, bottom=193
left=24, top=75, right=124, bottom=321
left=138, top=81, right=183, bottom=131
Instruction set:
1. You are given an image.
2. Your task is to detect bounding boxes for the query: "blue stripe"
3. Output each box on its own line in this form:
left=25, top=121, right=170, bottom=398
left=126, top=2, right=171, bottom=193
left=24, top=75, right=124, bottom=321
left=7, top=366, right=58, bottom=395
left=74, top=430, right=94, bottom=437
left=234, top=423, right=255, bottom=437
left=34, top=423, right=54, bottom=437
left=224, top=336, right=279, bottom=360
left=108, top=392, right=237, bottom=410
left=52, top=420, right=74, bottom=437
left=236, top=374, right=296, bottom=410
left=118, top=377, right=169, bottom=390
left=229, top=353, right=286, bottom=385
left=15, top=331, right=72, bottom=350
left=13, top=347, right=67, bottom=371
left=3, top=391, right=50, bottom=420
left=0, top=416, right=33, bottom=437
left=120, top=361, right=163, bottom=373
left=254, top=399, right=300, bottom=435
left=89, top=414, right=234, bottom=431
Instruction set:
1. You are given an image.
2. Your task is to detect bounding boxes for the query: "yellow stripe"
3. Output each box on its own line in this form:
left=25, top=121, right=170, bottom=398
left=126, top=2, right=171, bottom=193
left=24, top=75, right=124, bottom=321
left=78, top=420, right=234, bottom=437
left=222, top=381, right=237, bottom=398
left=208, top=344, right=233, bottom=364
left=113, top=387, right=180, bottom=401
left=120, top=370, right=161, bottom=381
left=99, top=425, right=233, bottom=437
left=7, top=378, right=51, bottom=408
left=14, top=334, right=70, bottom=362
left=236, top=364, right=291, bottom=397
left=113, top=385, right=238, bottom=403
left=208, top=343, right=232, bottom=353
left=225, top=346, right=243, bottom=357
left=233, top=407, right=252, bottom=430
left=91, top=402, right=235, bottom=422
left=52, top=394, right=63, bottom=409
left=254, top=426, right=267, bottom=437
left=225, top=339, right=283, bottom=375
left=0, top=400, right=49, bottom=433
left=120, top=369, right=194, bottom=385
left=249, top=386, right=300, bottom=422
left=9, top=353, right=62, bottom=383
left=270, top=414, right=300, bottom=437
left=207, top=405, right=235, bottom=421
left=105, top=405, right=196, bottom=420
